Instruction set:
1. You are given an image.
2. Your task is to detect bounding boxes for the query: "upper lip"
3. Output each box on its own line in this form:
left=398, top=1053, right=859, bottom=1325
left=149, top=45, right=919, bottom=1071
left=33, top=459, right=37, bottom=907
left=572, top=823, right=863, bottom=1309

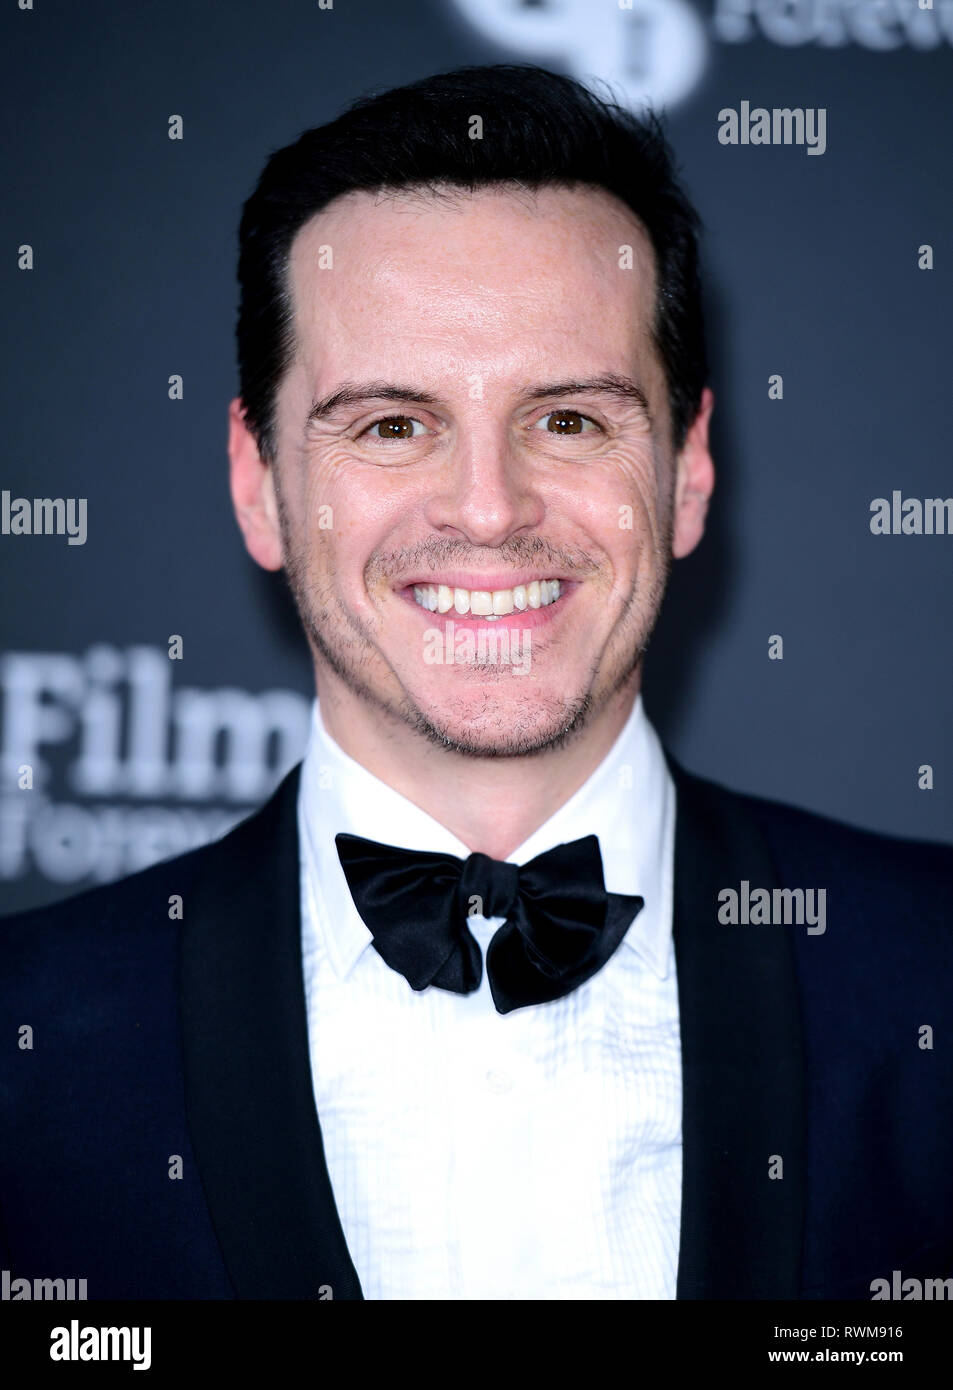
left=399, top=572, right=573, bottom=591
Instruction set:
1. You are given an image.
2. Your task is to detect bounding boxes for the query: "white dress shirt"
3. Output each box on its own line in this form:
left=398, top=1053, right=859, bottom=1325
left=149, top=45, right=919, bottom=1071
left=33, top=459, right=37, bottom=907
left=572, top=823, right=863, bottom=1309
left=298, top=694, right=681, bottom=1300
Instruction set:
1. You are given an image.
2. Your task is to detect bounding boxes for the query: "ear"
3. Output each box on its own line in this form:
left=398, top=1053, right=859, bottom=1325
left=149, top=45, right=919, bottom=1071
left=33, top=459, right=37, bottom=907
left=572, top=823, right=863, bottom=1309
left=671, top=386, right=715, bottom=560
left=228, top=397, right=284, bottom=571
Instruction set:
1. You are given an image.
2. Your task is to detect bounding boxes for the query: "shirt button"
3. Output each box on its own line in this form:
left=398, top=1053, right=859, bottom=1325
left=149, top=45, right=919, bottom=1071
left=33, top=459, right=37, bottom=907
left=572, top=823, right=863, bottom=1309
left=485, top=1068, right=513, bottom=1094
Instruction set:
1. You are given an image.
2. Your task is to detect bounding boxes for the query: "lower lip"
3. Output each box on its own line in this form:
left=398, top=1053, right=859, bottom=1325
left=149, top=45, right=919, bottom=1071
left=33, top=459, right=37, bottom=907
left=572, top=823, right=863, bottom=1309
left=400, top=583, right=575, bottom=631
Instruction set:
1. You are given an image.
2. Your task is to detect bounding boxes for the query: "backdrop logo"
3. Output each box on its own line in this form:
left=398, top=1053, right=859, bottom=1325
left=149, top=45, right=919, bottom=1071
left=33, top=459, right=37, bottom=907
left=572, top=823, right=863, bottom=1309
left=0, top=645, right=310, bottom=887
left=449, top=0, right=708, bottom=111
left=449, top=0, right=952, bottom=114
left=714, top=0, right=953, bottom=50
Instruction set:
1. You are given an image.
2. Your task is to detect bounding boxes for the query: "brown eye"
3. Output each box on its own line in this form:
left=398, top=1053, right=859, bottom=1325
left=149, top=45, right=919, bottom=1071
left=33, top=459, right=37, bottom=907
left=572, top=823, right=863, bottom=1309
left=535, top=409, right=598, bottom=436
left=374, top=416, right=417, bottom=439
left=548, top=410, right=583, bottom=434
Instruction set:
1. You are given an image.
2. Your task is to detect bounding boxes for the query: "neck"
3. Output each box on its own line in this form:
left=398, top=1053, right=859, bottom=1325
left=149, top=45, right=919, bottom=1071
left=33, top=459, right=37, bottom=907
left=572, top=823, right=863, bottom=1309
left=314, top=674, right=641, bottom=859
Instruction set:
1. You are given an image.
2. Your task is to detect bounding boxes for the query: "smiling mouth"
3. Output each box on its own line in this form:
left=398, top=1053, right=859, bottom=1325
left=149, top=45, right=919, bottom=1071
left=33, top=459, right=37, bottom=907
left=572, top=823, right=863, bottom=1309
left=411, top=579, right=562, bottom=619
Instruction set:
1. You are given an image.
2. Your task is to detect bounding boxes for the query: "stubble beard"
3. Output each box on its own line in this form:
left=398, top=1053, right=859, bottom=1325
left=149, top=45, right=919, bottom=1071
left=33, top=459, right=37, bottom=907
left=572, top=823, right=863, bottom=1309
left=274, top=479, right=673, bottom=760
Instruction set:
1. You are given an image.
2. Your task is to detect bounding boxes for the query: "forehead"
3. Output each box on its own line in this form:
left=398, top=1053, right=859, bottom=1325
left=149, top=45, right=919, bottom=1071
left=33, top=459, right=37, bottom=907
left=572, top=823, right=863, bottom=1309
left=285, top=184, right=659, bottom=388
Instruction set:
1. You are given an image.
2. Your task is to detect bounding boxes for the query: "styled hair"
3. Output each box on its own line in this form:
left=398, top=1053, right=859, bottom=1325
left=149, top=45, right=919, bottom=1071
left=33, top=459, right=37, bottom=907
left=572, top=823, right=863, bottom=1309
left=236, top=63, right=707, bottom=460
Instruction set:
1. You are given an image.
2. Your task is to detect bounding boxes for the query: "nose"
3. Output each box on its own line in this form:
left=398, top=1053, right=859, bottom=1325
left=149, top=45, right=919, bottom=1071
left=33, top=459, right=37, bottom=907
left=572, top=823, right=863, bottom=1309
left=423, top=434, right=545, bottom=547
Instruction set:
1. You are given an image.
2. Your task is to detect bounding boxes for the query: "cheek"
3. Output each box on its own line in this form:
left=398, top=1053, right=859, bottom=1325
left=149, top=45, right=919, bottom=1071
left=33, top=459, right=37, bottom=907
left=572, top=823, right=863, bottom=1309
left=298, top=450, right=418, bottom=587
left=551, top=448, right=664, bottom=567
left=305, top=447, right=419, bottom=518
left=618, top=448, right=671, bottom=557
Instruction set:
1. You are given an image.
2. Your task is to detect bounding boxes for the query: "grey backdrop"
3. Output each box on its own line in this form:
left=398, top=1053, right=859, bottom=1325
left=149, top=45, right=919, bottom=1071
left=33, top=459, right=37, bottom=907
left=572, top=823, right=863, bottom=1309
left=2, top=0, right=951, bottom=914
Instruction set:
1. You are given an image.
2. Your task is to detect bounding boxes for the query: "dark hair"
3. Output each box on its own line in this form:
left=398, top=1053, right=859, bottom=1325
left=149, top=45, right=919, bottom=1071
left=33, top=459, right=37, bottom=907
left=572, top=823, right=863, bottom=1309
left=237, top=63, right=707, bottom=461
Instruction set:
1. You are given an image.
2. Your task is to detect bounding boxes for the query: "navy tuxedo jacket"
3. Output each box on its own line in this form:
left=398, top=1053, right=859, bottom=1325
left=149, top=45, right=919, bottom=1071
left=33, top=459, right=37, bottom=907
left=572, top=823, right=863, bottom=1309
left=1, top=759, right=951, bottom=1301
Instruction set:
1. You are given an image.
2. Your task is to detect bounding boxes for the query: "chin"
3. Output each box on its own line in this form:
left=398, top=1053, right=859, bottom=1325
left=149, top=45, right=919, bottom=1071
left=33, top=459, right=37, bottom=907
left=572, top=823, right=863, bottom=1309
left=404, top=685, right=594, bottom=759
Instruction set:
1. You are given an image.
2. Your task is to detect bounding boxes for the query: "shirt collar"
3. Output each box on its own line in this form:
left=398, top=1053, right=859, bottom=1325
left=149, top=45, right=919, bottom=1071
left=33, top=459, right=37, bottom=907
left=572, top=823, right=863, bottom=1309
left=298, top=693, right=675, bottom=983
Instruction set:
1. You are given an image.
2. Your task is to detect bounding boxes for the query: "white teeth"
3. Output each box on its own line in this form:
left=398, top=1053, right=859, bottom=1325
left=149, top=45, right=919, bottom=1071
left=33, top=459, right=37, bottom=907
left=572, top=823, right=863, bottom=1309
left=412, top=585, right=435, bottom=611
left=413, top=579, right=563, bottom=616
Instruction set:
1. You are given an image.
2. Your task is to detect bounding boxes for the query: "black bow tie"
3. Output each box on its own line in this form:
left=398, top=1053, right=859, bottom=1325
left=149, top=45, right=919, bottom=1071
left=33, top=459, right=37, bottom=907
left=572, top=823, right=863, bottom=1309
left=334, top=832, right=643, bottom=1015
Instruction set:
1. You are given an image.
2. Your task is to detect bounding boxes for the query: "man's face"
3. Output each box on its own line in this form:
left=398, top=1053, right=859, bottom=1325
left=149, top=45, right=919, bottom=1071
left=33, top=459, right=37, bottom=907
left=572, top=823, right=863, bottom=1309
left=232, top=184, right=712, bottom=756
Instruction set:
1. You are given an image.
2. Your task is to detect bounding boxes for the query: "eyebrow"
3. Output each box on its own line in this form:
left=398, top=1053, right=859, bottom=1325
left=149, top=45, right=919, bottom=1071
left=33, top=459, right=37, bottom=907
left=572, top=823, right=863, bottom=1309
left=307, top=383, right=438, bottom=422
left=306, top=373, right=651, bottom=423
left=516, top=375, right=650, bottom=415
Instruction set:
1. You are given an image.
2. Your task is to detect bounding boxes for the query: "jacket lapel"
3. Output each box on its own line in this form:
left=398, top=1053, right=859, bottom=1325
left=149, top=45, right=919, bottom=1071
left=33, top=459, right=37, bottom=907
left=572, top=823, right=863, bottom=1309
left=668, top=757, right=805, bottom=1297
left=179, top=765, right=363, bottom=1300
